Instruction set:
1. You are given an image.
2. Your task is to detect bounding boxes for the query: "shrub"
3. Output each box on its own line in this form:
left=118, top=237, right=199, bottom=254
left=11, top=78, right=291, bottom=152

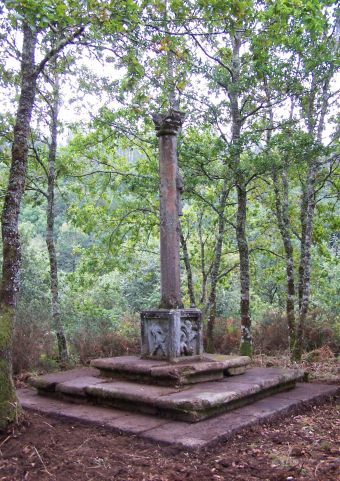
left=253, top=309, right=340, bottom=355
left=210, top=317, right=240, bottom=354
left=69, top=316, right=140, bottom=364
left=13, top=313, right=56, bottom=374
left=253, top=311, right=289, bottom=354
left=303, top=309, right=339, bottom=354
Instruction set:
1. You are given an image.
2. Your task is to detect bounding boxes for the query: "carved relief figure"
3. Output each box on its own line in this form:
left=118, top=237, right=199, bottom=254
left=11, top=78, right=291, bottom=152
left=148, top=323, right=168, bottom=357
left=180, top=320, right=197, bottom=356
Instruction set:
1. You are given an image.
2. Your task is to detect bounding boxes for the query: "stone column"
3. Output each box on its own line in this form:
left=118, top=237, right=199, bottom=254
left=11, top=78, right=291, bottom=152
left=153, top=109, right=185, bottom=309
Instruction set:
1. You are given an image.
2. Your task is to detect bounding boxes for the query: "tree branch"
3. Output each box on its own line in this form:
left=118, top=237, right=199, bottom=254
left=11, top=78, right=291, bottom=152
left=35, top=26, right=86, bottom=75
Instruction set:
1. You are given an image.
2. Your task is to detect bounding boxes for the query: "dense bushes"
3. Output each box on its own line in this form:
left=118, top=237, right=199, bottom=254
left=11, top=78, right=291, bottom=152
left=69, top=317, right=139, bottom=364
left=206, top=311, right=339, bottom=357
left=253, top=312, right=289, bottom=354
left=13, top=313, right=139, bottom=374
left=13, top=312, right=55, bottom=374
left=254, top=309, right=339, bottom=355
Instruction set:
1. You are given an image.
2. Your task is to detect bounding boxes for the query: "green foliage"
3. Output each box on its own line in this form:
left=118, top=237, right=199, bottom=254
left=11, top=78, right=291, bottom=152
left=0, top=0, right=338, bottom=379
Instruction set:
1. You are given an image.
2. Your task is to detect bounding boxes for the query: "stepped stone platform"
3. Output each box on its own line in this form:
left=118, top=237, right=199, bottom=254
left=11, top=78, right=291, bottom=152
left=90, top=354, right=251, bottom=385
left=28, top=364, right=305, bottom=422
left=18, top=382, right=339, bottom=450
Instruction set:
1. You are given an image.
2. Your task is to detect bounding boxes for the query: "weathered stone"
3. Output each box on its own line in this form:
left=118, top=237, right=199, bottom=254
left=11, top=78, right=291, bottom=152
left=18, top=383, right=340, bottom=450
left=91, top=356, right=164, bottom=374
left=152, top=109, right=185, bottom=309
left=226, top=366, right=247, bottom=376
left=84, top=367, right=305, bottom=422
left=28, top=367, right=99, bottom=392
left=91, top=354, right=250, bottom=386
left=55, top=376, right=105, bottom=397
left=140, top=308, right=203, bottom=361
left=140, top=111, right=203, bottom=361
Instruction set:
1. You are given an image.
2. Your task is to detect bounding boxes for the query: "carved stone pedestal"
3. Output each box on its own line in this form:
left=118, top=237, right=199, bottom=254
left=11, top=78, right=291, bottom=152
left=140, top=309, right=203, bottom=362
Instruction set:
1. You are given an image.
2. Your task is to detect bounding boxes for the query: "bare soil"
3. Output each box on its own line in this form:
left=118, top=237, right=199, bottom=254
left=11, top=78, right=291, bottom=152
left=0, top=400, right=339, bottom=481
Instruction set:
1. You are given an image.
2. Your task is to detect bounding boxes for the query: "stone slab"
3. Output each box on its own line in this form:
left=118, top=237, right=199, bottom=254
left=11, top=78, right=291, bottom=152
left=87, top=381, right=182, bottom=402
left=55, top=376, right=106, bottom=398
left=84, top=367, right=304, bottom=422
left=18, top=383, right=339, bottom=450
left=91, top=356, right=164, bottom=371
left=28, top=367, right=304, bottom=422
left=18, top=388, right=170, bottom=433
left=28, top=367, right=99, bottom=392
left=91, top=354, right=250, bottom=386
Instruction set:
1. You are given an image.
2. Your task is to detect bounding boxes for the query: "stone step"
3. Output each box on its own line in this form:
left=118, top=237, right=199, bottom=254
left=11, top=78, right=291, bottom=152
left=28, top=366, right=304, bottom=422
left=28, top=367, right=100, bottom=393
left=90, top=354, right=251, bottom=386
left=18, top=382, right=340, bottom=450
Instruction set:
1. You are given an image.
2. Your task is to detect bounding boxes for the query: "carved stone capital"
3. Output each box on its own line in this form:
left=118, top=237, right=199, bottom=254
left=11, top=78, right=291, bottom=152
left=152, top=109, right=185, bottom=137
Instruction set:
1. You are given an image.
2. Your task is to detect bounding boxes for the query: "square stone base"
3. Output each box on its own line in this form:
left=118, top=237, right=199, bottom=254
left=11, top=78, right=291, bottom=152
left=140, top=309, right=203, bottom=361
left=90, top=354, right=251, bottom=386
left=27, top=366, right=308, bottom=424
left=19, top=381, right=339, bottom=449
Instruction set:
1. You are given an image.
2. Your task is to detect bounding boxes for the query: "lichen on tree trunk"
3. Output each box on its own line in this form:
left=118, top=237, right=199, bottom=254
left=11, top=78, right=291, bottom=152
left=0, top=23, right=37, bottom=429
left=206, top=180, right=229, bottom=352
left=0, top=18, right=85, bottom=429
left=293, top=68, right=333, bottom=360
left=180, top=225, right=196, bottom=307
left=272, top=167, right=297, bottom=355
left=237, top=183, right=252, bottom=357
left=293, top=161, right=317, bottom=361
left=229, top=30, right=253, bottom=357
left=46, top=68, right=68, bottom=364
left=0, top=308, right=20, bottom=429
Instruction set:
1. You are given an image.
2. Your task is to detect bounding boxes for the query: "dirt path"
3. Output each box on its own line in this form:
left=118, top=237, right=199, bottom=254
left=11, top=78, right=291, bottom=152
left=0, top=400, right=338, bottom=481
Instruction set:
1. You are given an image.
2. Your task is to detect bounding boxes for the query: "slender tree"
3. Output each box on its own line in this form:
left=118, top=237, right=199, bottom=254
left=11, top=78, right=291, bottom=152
left=45, top=65, right=68, bottom=364
left=294, top=13, right=339, bottom=359
left=0, top=4, right=86, bottom=428
left=0, top=22, right=37, bottom=429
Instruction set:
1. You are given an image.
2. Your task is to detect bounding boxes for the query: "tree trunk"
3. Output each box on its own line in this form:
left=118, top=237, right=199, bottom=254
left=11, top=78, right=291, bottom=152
left=294, top=72, right=332, bottom=360
left=198, top=213, right=208, bottom=305
left=294, top=161, right=317, bottom=360
left=236, top=182, right=252, bottom=356
left=272, top=169, right=296, bottom=352
left=264, top=86, right=297, bottom=355
left=46, top=71, right=68, bottom=364
left=0, top=23, right=37, bottom=429
left=206, top=183, right=228, bottom=352
left=228, top=31, right=252, bottom=356
left=206, top=295, right=217, bottom=353
left=0, top=19, right=85, bottom=428
left=179, top=225, right=196, bottom=307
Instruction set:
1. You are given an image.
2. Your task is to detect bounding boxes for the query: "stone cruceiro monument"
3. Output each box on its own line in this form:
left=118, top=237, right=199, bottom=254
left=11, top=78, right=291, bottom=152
left=141, top=109, right=203, bottom=362
left=27, top=110, right=306, bottom=429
